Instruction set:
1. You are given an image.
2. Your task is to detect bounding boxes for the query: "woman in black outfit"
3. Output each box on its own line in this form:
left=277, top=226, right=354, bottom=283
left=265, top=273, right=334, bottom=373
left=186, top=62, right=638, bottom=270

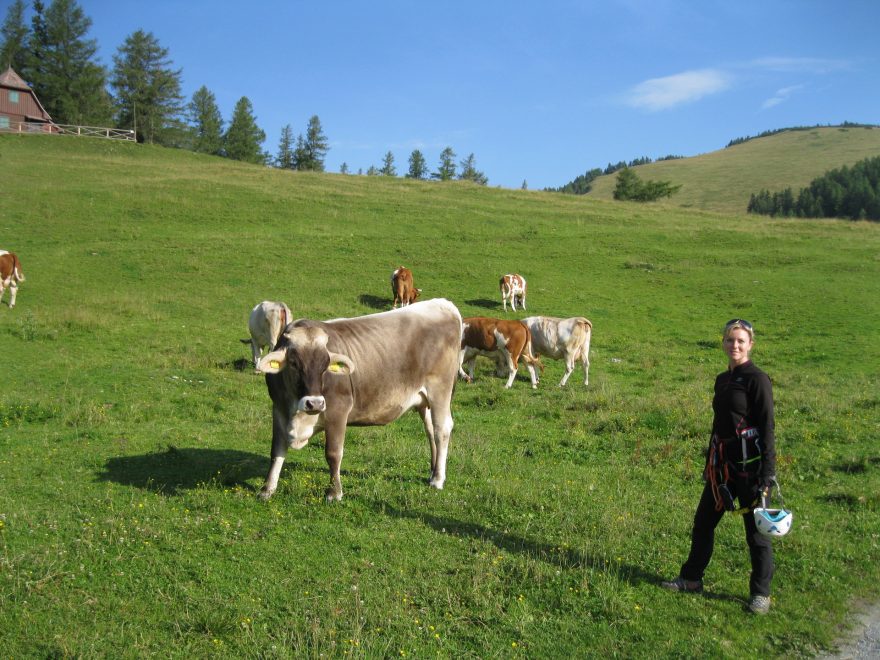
left=662, top=319, right=777, bottom=614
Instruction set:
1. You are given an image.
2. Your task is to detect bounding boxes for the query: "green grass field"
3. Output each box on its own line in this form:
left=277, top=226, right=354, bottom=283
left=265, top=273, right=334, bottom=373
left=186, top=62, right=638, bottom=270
left=586, top=125, right=880, bottom=215
left=1, top=134, right=879, bottom=657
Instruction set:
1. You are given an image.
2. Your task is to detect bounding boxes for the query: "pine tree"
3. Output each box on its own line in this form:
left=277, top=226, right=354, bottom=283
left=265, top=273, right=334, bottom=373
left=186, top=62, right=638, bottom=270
left=293, top=134, right=307, bottom=170
left=613, top=168, right=640, bottom=200
left=458, top=153, right=488, bottom=185
left=613, top=167, right=680, bottom=201
left=295, top=115, right=328, bottom=171
left=223, top=96, right=266, bottom=164
left=380, top=151, right=396, bottom=176
left=406, top=149, right=427, bottom=179
left=521, top=180, right=528, bottom=190
left=188, top=85, right=223, bottom=155
left=111, top=30, right=185, bottom=144
left=23, top=0, right=112, bottom=126
left=275, top=124, right=295, bottom=169
left=0, top=0, right=28, bottom=72
left=340, top=162, right=349, bottom=175
left=433, top=147, right=456, bottom=181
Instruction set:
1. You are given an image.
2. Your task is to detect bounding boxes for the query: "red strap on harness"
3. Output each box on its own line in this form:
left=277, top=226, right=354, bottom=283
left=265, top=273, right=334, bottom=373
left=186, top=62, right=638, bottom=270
left=706, top=436, right=730, bottom=512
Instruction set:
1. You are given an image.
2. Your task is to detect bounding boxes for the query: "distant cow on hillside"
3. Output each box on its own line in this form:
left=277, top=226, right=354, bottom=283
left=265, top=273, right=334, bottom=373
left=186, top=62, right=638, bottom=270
left=0, top=250, right=25, bottom=309
left=500, top=273, right=526, bottom=312
left=391, top=266, right=421, bottom=308
left=522, top=316, right=592, bottom=386
left=459, top=316, right=542, bottom=389
left=241, top=301, right=292, bottom=368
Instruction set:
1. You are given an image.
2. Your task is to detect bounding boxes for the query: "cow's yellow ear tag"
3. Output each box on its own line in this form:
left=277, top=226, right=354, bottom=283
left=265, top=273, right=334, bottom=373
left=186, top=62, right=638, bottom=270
left=270, top=360, right=281, bottom=369
left=328, top=362, right=344, bottom=373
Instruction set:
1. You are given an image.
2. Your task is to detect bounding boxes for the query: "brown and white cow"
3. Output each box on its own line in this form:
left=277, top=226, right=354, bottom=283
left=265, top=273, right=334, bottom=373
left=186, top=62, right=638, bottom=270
left=391, top=266, right=421, bottom=308
left=240, top=300, right=292, bottom=368
left=522, top=316, right=592, bottom=387
left=0, top=250, right=25, bottom=309
left=500, top=273, right=526, bottom=312
left=254, top=298, right=462, bottom=501
left=459, top=316, right=542, bottom=389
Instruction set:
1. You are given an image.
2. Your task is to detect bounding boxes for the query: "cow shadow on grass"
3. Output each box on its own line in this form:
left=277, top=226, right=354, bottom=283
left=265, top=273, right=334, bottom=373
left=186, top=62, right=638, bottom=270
left=223, top=357, right=253, bottom=372
left=366, top=499, right=742, bottom=604
left=97, top=446, right=270, bottom=496
left=359, top=294, right=390, bottom=310
left=464, top=298, right=500, bottom=310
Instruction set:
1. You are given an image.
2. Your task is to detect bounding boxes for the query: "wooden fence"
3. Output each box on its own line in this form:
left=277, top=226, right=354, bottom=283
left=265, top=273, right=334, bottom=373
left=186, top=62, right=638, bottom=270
left=0, top=120, right=135, bottom=141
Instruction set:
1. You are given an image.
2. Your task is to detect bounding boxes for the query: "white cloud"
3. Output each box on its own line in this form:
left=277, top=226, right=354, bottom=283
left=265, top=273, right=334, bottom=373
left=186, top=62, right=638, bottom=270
left=626, top=69, right=731, bottom=111
left=761, top=84, right=805, bottom=110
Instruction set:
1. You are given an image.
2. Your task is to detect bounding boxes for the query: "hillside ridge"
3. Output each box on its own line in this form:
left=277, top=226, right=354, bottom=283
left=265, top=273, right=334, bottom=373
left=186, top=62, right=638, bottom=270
left=581, top=125, right=880, bottom=215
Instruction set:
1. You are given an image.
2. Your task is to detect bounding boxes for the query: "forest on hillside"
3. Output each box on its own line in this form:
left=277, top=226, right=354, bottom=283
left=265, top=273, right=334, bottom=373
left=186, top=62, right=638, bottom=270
left=748, top=155, right=880, bottom=221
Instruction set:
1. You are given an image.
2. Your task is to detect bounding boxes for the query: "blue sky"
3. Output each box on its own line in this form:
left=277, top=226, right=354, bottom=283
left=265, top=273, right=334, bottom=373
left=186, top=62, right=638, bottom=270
left=7, top=0, right=878, bottom=189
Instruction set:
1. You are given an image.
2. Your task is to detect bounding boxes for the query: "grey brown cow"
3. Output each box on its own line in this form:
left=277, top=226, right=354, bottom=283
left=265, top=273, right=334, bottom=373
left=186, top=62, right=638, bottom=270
left=255, top=298, right=462, bottom=501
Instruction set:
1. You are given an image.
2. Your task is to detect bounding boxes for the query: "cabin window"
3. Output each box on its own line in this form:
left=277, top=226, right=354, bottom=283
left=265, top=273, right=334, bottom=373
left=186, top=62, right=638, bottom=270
left=0, top=116, right=8, bottom=129
left=8, top=90, right=19, bottom=103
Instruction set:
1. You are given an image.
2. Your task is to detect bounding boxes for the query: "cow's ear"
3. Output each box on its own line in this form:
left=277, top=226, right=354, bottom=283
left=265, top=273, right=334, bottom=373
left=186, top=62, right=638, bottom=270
left=256, top=350, right=287, bottom=374
left=327, top=352, right=355, bottom=375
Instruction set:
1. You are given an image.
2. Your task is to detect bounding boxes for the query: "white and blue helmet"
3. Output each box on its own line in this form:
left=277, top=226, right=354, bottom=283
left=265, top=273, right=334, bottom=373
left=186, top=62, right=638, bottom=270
left=754, top=478, right=793, bottom=537
left=754, top=506, right=793, bottom=537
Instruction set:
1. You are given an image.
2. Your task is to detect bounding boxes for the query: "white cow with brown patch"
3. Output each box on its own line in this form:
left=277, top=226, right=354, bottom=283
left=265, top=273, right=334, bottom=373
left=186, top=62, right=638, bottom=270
left=522, top=316, right=592, bottom=386
left=241, top=301, right=292, bottom=367
left=0, top=250, right=25, bottom=309
left=459, top=316, right=542, bottom=389
left=255, top=298, right=462, bottom=501
left=500, top=273, right=526, bottom=312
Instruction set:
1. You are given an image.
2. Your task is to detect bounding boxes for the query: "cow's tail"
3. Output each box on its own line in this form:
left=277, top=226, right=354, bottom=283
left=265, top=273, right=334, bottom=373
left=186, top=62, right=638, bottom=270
left=13, top=254, right=24, bottom=282
left=570, top=317, right=592, bottom=358
left=522, top=330, right=545, bottom=374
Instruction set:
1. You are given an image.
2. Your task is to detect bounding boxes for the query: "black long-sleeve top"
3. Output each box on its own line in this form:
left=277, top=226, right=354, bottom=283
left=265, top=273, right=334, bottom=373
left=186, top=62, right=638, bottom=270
left=711, top=360, right=776, bottom=484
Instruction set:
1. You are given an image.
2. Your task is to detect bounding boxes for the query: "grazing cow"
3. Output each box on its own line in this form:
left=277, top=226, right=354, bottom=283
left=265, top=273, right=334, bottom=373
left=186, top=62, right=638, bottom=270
left=500, top=273, right=527, bottom=312
left=522, top=316, right=593, bottom=386
left=0, top=250, right=25, bottom=309
left=391, top=266, right=421, bottom=308
left=459, top=316, right=542, bottom=389
left=254, top=298, right=462, bottom=501
left=241, top=301, right=292, bottom=368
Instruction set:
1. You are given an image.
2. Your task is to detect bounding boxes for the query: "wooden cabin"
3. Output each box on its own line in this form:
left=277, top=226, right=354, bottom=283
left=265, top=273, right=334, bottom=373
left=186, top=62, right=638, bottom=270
left=0, top=66, right=55, bottom=132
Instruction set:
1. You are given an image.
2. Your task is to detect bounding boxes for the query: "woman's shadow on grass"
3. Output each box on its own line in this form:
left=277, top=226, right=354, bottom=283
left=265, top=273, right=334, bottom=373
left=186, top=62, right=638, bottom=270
left=97, top=445, right=268, bottom=496
left=366, top=499, right=743, bottom=604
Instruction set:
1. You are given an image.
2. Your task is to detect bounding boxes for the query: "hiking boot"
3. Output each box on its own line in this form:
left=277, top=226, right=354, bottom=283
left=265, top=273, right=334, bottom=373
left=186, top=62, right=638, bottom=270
left=748, top=594, right=771, bottom=614
left=661, top=576, right=703, bottom=593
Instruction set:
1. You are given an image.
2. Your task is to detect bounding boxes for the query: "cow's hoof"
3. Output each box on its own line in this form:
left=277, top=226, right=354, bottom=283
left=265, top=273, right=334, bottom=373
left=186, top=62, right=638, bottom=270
left=325, top=490, right=343, bottom=503
left=429, top=478, right=445, bottom=490
left=257, top=489, right=274, bottom=501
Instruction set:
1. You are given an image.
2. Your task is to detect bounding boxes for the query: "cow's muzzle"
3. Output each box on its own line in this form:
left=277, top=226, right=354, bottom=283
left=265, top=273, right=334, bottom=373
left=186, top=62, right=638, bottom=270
left=297, top=396, right=326, bottom=414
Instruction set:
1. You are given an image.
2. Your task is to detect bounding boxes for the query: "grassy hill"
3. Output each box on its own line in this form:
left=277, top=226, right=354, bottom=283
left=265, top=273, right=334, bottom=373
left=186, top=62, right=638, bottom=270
left=585, top=125, right=880, bottom=214
left=1, top=134, right=879, bottom=657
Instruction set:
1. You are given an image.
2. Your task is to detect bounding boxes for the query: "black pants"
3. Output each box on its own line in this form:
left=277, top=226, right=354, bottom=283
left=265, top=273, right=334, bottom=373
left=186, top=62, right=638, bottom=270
left=679, top=478, right=774, bottom=597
